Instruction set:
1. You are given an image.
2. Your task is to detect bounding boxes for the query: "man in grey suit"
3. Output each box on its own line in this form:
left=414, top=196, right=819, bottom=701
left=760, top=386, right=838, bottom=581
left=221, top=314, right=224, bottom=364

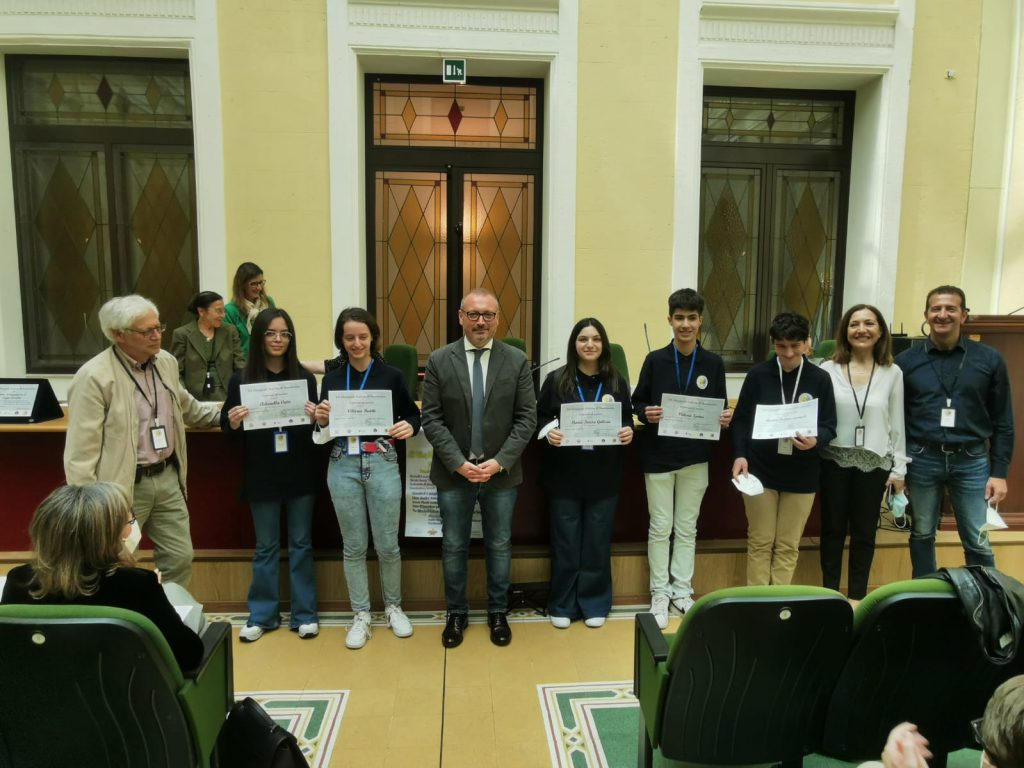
left=421, top=289, right=537, bottom=648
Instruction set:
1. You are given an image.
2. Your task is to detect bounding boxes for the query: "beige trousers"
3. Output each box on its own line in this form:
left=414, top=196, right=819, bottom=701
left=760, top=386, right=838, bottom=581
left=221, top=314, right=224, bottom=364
left=742, top=490, right=815, bottom=586
left=132, top=466, right=194, bottom=587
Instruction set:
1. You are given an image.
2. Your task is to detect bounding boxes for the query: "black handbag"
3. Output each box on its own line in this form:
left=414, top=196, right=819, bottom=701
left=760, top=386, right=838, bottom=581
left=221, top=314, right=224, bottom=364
left=217, top=696, right=309, bottom=768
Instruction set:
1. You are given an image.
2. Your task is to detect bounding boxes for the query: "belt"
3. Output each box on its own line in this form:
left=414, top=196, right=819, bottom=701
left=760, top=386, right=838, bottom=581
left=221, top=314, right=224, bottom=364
left=135, top=456, right=176, bottom=483
left=920, top=441, right=986, bottom=455
left=360, top=439, right=396, bottom=453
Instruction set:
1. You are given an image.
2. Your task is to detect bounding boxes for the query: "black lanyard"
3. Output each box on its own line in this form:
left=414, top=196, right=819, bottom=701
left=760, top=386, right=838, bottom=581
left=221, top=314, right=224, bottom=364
left=115, top=352, right=161, bottom=422
left=927, top=345, right=968, bottom=406
left=844, top=361, right=875, bottom=424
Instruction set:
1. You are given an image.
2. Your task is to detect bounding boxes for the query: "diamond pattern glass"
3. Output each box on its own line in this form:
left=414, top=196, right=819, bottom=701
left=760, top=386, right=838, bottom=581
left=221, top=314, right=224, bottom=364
left=704, top=95, right=843, bottom=146
left=374, top=172, right=448, bottom=366
left=463, top=174, right=535, bottom=360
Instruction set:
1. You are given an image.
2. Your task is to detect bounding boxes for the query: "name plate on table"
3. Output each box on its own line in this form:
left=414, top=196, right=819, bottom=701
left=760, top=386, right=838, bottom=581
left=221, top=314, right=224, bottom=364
left=0, top=378, right=63, bottom=424
left=659, top=394, right=724, bottom=441
left=0, top=383, right=38, bottom=418
left=328, top=390, right=393, bottom=437
left=751, top=400, right=819, bottom=440
left=560, top=402, right=621, bottom=447
left=239, top=380, right=310, bottom=431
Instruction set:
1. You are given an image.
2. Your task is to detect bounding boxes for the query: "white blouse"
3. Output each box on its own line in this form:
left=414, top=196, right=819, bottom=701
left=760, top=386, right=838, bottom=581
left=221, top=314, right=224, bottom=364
left=820, top=360, right=910, bottom=478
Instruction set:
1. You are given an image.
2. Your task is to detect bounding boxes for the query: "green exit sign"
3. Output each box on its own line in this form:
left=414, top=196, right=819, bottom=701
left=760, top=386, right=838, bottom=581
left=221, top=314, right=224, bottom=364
left=443, top=59, right=466, bottom=84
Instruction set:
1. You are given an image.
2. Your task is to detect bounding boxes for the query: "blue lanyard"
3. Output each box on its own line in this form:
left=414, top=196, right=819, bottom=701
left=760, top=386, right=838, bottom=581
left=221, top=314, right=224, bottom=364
left=674, top=344, right=697, bottom=394
left=346, top=360, right=373, bottom=391
left=575, top=377, right=603, bottom=402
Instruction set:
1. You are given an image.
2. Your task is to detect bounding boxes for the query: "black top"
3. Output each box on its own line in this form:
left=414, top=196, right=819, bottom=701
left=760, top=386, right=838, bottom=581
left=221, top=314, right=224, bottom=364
left=318, top=358, right=421, bottom=443
left=537, top=368, right=634, bottom=499
left=896, top=337, right=1014, bottom=478
left=1, top=564, right=203, bottom=673
left=220, top=369, right=319, bottom=501
left=631, top=342, right=728, bottom=473
left=731, top=357, right=837, bottom=493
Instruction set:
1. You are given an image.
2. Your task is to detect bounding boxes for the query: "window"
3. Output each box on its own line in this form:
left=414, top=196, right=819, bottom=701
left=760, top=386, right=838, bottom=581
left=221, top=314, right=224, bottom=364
left=698, top=88, right=854, bottom=367
left=7, top=55, right=198, bottom=373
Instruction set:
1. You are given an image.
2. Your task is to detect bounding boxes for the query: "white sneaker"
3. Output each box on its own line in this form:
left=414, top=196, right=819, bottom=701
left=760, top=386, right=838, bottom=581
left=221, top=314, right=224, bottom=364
left=550, top=616, right=571, bottom=629
left=239, top=625, right=264, bottom=643
left=584, top=616, right=606, bottom=628
left=649, top=594, right=670, bottom=630
left=385, top=604, right=413, bottom=638
left=671, top=595, right=695, bottom=615
left=346, top=611, right=373, bottom=649
left=297, top=622, right=319, bottom=639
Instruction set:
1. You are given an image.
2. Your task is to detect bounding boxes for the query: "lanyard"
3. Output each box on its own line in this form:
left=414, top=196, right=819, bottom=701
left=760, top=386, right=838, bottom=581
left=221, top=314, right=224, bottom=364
left=575, top=376, right=603, bottom=403
left=844, top=360, right=875, bottom=424
left=346, top=360, right=374, bottom=391
left=777, top=355, right=805, bottom=404
left=674, top=344, right=698, bottom=394
left=114, top=351, right=161, bottom=422
left=927, top=345, right=968, bottom=407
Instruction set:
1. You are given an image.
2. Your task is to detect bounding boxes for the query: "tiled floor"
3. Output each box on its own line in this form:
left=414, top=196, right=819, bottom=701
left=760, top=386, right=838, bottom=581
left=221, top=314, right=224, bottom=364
left=228, top=608, right=681, bottom=767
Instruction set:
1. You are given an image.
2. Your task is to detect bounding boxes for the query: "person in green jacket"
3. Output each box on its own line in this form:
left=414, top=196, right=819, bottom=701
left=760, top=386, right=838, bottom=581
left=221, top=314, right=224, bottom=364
left=224, top=261, right=275, bottom=357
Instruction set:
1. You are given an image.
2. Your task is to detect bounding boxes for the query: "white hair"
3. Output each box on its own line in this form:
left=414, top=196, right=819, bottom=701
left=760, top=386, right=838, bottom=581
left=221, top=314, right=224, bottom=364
left=98, top=295, right=159, bottom=341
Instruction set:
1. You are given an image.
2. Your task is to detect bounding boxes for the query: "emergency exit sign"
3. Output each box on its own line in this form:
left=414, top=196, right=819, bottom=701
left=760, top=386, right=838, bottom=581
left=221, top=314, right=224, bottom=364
left=443, top=59, right=466, bottom=84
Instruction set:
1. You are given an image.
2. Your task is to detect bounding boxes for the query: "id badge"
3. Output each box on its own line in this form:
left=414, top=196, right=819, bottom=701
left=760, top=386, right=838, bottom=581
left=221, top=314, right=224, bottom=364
left=274, top=430, right=289, bottom=454
left=329, top=442, right=343, bottom=459
left=347, top=435, right=361, bottom=455
left=940, top=408, right=956, bottom=428
left=778, top=438, right=793, bottom=456
left=150, top=424, right=168, bottom=451
left=581, top=445, right=595, bottom=452
left=854, top=426, right=866, bottom=448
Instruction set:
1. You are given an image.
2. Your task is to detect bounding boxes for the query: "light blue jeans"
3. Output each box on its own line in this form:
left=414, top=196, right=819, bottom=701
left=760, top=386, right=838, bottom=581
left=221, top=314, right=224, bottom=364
left=327, top=450, right=403, bottom=612
left=248, top=494, right=318, bottom=628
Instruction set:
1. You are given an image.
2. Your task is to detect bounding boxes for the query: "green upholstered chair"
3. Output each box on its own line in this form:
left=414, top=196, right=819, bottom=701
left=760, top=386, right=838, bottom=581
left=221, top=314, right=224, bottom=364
left=502, top=336, right=527, bottom=355
left=382, top=342, right=420, bottom=400
left=814, top=338, right=836, bottom=361
left=609, top=342, right=629, bottom=382
left=820, top=577, right=1024, bottom=764
left=0, top=604, right=233, bottom=768
left=635, top=585, right=853, bottom=768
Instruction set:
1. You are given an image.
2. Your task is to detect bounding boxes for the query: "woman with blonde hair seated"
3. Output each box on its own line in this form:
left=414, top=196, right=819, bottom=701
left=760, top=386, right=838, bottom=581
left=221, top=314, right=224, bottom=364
left=0, top=482, right=203, bottom=672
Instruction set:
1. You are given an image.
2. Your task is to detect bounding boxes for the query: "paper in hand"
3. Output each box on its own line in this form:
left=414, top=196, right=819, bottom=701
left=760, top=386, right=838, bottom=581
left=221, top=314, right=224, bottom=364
left=731, top=473, right=765, bottom=496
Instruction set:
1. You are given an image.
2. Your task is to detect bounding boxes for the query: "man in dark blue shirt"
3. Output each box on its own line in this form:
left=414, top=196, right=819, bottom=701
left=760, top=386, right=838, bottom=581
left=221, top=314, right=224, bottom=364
left=896, top=285, right=1014, bottom=576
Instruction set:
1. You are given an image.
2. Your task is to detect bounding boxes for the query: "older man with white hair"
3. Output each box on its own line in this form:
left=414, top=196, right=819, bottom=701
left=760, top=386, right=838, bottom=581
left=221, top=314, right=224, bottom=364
left=64, top=294, right=219, bottom=586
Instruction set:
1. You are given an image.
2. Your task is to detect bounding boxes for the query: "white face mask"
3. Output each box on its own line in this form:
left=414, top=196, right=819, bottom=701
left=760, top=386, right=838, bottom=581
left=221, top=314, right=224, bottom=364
left=123, top=522, right=142, bottom=554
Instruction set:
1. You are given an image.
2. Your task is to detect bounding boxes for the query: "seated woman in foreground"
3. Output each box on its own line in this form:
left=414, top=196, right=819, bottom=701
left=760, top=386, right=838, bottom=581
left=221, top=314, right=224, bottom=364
left=0, top=482, right=204, bottom=672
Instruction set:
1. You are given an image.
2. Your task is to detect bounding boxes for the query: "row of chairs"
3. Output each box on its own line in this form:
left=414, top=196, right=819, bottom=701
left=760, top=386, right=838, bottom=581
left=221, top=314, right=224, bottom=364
left=636, top=577, right=1023, bottom=767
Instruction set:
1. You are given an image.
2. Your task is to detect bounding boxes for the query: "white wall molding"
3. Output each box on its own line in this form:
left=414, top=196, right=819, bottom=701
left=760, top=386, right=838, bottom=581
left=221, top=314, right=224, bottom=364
left=700, top=19, right=894, bottom=48
left=348, top=3, right=557, bottom=35
left=0, top=0, right=194, bottom=19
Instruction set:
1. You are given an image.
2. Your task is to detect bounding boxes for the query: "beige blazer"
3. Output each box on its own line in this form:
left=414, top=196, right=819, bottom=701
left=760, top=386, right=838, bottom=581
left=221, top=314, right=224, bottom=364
left=64, top=347, right=220, bottom=503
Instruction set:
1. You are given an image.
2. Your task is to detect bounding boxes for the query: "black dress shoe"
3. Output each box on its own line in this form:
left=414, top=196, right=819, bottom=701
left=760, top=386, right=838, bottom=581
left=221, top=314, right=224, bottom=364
left=488, top=612, right=512, bottom=646
left=442, top=612, right=468, bottom=648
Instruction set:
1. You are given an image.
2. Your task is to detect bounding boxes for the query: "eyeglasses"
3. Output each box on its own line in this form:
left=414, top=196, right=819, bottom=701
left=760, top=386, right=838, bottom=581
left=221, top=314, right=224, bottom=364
left=264, top=330, right=294, bottom=340
left=124, top=324, right=166, bottom=338
left=247, top=279, right=267, bottom=289
left=972, top=718, right=985, bottom=750
left=461, top=311, right=497, bottom=322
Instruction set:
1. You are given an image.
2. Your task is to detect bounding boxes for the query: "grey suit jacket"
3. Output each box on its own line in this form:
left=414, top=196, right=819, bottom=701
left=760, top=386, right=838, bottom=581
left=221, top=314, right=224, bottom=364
left=420, top=338, right=537, bottom=489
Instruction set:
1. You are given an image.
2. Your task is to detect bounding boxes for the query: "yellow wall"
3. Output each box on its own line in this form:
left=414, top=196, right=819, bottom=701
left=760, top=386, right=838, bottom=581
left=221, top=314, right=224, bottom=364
left=217, top=0, right=334, bottom=363
left=575, top=0, right=679, bottom=375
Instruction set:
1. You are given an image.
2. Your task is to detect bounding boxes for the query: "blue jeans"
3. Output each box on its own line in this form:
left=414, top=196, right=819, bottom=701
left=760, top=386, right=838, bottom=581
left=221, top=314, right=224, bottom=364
left=906, top=442, right=995, bottom=577
left=547, top=495, right=617, bottom=620
left=326, top=451, right=403, bottom=612
left=248, top=494, right=318, bottom=628
left=437, top=483, right=519, bottom=613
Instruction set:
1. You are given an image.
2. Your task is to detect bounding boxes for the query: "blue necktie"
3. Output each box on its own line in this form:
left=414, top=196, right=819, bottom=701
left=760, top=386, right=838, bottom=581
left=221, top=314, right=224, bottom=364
left=471, top=348, right=485, bottom=457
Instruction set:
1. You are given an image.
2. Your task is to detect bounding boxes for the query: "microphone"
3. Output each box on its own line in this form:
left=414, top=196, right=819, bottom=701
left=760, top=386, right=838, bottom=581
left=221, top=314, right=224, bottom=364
left=531, top=357, right=560, bottom=373
left=643, top=323, right=651, bottom=353
left=1008, top=305, right=1024, bottom=315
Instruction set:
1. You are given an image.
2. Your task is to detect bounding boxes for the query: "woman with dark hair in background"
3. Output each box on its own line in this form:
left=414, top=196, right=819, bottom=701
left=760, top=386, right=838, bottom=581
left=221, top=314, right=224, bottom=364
left=224, top=262, right=275, bottom=357
left=313, top=307, right=420, bottom=650
left=819, top=304, right=908, bottom=600
left=171, top=291, right=244, bottom=401
left=537, top=317, right=633, bottom=629
left=221, top=308, right=319, bottom=642
left=1, top=482, right=203, bottom=672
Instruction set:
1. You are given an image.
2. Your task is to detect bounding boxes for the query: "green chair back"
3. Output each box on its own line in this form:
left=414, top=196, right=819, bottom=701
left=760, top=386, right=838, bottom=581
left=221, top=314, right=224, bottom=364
left=815, top=339, right=836, bottom=360
left=0, top=604, right=232, bottom=768
left=502, top=336, right=527, bottom=355
left=609, top=342, right=629, bottom=382
left=382, top=342, right=419, bottom=399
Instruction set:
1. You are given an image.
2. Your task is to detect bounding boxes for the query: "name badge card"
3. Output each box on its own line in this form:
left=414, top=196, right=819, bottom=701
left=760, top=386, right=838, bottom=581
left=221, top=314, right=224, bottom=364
left=941, top=408, right=956, bottom=428
left=150, top=424, right=168, bottom=451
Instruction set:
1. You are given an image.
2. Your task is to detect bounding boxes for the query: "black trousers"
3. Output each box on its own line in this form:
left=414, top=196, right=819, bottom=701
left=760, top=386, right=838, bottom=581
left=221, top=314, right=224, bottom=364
left=819, top=459, right=889, bottom=599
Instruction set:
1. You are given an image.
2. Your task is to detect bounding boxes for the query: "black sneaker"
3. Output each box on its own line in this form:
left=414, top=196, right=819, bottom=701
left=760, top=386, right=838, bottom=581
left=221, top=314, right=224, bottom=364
left=441, top=612, right=468, bottom=648
left=487, top=612, right=512, bottom=646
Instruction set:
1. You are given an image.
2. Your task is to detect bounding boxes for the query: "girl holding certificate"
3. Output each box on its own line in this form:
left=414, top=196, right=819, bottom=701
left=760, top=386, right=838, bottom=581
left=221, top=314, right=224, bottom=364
left=537, top=318, right=633, bottom=629
left=731, top=312, right=837, bottom=586
left=221, top=308, right=319, bottom=643
left=312, top=307, right=420, bottom=650
left=819, top=304, right=908, bottom=600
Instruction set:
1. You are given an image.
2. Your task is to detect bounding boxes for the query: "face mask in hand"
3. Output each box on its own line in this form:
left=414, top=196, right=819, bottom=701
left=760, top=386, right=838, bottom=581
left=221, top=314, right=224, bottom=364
left=889, top=491, right=909, bottom=519
left=123, top=522, right=142, bottom=554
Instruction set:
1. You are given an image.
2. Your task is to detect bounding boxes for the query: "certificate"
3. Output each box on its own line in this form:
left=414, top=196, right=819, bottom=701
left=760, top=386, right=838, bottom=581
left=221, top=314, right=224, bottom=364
left=560, top=402, right=621, bottom=447
left=659, top=394, right=724, bottom=441
left=239, top=380, right=310, bottom=431
left=751, top=400, right=819, bottom=440
left=0, top=383, right=38, bottom=417
left=328, top=390, right=393, bottom=437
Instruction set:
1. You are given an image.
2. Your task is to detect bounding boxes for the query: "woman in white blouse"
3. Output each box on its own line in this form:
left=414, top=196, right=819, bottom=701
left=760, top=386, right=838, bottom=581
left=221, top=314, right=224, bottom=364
left=819, top=304, right=909, bottom=600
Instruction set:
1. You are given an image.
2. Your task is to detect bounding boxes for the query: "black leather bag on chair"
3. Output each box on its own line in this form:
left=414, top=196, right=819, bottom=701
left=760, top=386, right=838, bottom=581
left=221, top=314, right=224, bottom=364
left=218, top=697, right=308, bottom=768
